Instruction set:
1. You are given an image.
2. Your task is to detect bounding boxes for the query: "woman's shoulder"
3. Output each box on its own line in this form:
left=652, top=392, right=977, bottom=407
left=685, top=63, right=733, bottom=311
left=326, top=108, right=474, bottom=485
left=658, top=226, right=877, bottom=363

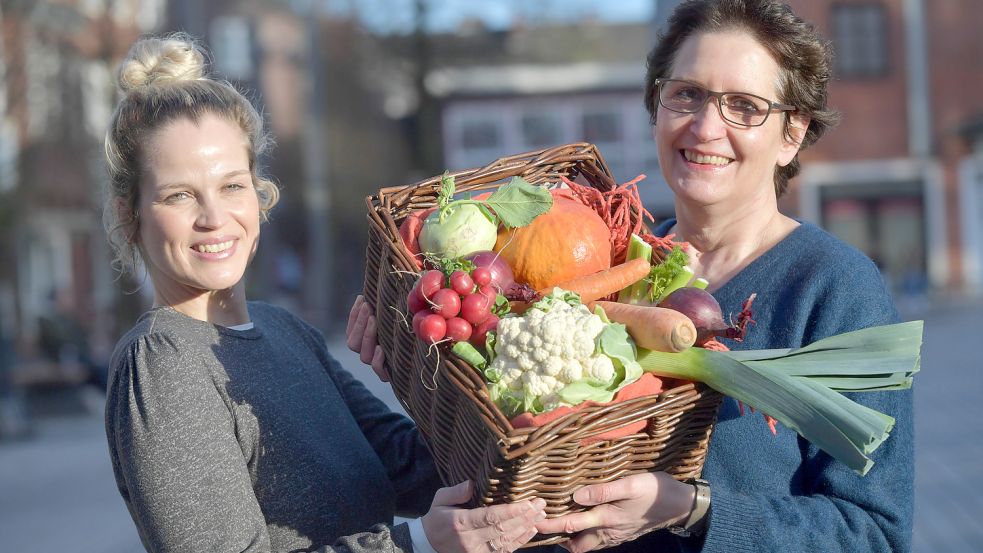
left=107, top=309, right=219, bottom=399
left=779, top=221, right=881, bottom=276
left=112, top=308, right=196, bottom=357
left=247, top=301, right=319, bottom=334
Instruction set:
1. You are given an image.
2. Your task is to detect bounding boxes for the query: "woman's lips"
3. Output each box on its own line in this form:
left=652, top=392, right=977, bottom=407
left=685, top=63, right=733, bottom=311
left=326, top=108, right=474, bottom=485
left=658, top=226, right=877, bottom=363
left=190, top=239, right=237, bottom=259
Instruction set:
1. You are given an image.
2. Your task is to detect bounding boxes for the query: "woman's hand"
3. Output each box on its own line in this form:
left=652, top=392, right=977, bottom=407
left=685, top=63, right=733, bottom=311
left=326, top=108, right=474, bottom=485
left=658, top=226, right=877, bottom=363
left=423, top=481, right=547, bottom=553
left=346, top=295, right=388, bottom=381
left=533, top=472, right=695, bottom=553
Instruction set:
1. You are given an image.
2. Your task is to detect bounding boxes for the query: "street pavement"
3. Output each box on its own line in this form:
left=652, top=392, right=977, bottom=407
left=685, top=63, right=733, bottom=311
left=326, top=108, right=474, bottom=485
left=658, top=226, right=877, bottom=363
left=0, top=295, right=979, bottom=552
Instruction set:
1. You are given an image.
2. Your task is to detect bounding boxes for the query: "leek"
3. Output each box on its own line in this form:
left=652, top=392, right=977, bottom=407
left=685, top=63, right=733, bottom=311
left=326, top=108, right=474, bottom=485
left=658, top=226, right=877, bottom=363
left=618, top=234, right=653, bottom=304
left=636, top=321, right=922, bottom=475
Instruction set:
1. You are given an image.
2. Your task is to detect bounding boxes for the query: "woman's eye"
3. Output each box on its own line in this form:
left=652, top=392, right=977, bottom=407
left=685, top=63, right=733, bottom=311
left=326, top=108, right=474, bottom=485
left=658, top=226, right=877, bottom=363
left=163, top=192, right=191, bottom=203
left=674, top=86, right=703, bottom=102
left=224, top=182, right=249, bottom=192
left=727, top=96, right=763, bottom=113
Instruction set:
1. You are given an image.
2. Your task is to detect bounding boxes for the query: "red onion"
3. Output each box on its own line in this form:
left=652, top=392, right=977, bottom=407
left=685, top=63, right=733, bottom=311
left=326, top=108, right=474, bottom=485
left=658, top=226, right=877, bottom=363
left=463, top=250, right=515, bottom=294
left=658, top=288, right=756, bottom=346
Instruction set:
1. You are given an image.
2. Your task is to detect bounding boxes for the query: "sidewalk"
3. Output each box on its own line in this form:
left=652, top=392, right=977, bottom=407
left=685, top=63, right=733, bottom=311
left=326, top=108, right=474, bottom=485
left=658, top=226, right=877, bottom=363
left=0, top=387, right=142, bottom=552
left=0, top=299, right=980, bottom=552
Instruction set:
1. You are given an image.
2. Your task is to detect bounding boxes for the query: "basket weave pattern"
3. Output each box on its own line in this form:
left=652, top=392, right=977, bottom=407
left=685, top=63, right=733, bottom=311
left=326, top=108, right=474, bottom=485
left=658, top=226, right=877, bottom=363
left=363, top=144, right=721, bottom=544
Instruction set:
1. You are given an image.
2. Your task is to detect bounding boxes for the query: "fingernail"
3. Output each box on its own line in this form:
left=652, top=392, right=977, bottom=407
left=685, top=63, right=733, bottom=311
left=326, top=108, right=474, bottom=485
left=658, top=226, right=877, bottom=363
left=532, top=498, right=547, bottom=510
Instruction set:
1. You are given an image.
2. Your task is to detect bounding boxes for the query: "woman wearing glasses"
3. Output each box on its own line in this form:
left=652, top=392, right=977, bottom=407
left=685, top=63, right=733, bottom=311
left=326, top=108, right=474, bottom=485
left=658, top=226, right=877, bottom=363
left=534, top=1, right=913, bottom=551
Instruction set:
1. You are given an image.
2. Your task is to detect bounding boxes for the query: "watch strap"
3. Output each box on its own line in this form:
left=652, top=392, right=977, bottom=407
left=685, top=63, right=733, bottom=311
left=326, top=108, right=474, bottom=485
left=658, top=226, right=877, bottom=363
left=668, top=478, right=711, bottom=537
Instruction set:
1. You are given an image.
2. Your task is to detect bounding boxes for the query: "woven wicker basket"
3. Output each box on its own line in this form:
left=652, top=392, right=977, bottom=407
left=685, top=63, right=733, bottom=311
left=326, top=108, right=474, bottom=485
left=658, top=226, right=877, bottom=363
left=363, top=143, right=722, bottom=546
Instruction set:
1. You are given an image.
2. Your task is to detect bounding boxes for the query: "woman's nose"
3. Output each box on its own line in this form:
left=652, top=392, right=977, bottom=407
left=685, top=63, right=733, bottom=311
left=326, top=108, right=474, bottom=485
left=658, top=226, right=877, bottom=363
left=688, top=98, right=729, bottom=141
left=195, top=198, right=228, bottom=229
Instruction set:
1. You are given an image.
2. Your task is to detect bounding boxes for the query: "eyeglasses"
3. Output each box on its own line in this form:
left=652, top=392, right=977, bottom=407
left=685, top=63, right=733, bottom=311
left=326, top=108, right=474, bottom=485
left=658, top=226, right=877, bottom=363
left=654, top=78, right=796, bottom=127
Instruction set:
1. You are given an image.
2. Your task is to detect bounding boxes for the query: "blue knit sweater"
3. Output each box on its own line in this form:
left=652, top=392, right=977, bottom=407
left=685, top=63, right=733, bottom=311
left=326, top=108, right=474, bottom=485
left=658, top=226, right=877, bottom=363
left=621, top=219, right=914, bottom=552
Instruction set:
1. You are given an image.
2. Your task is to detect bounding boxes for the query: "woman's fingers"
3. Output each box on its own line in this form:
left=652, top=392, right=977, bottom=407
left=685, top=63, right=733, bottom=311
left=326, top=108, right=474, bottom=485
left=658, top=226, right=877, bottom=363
left=431, top=481, right=473, bottom=507
left=425, top=483, right=546, bottom=553
left=359, top=314, right=377, bottom=365
left=371, top=346, right=388, bottom=382
left=534, top=508, right=604, bottom=535
left=472, top=500, right=546, bottom=553
left=571, top=475, right=647, bottom=506
left=346, top=295, right=364, bottom=337
left=562, top=530, right=604, bottom=553
left=346, top=300, right=371, bottom=354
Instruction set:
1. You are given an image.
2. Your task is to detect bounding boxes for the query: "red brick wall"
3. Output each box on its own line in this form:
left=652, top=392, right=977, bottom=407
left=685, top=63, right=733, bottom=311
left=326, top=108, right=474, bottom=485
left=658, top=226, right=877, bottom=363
left=790, top=0, right=910, bottom=163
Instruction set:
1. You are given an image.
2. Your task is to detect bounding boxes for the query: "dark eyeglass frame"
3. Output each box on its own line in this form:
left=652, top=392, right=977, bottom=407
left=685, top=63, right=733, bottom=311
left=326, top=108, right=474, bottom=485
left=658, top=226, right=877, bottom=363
left=654, top=78, right=797, bottom=128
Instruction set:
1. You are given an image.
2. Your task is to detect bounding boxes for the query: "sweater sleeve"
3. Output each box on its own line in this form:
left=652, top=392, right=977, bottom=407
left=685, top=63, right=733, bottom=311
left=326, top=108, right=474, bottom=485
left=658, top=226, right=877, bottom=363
left=697, top=249, right=914, bottom=552
left=324, top=355, right=444, bottom=518
left=106, top=334, right=272, bottom=552
left=107, top=328, right=422, bottom=553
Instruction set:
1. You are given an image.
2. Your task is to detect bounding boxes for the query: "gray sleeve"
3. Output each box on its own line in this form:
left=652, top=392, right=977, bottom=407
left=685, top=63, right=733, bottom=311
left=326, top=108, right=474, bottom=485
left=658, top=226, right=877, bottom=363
left=106, top=334, right=272, bottom=552
left=107, top=332, right=420, bottom=553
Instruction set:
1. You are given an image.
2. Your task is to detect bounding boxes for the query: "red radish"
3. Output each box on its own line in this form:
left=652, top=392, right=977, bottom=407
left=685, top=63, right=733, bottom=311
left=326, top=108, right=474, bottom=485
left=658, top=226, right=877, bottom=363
left=460, top=293, right=491, bottom=325
left=407, top=286, right=427, bottom=313
left=470, top=313, right=500, bottom=348
left=417, top=314, right=447, bottom=343
left=445, top=317, right=473, bottom=342
left=418, top=270, right=444, bottom=300
left=477, top=284, right=497, bottom=303
left=429, top=288, right=461, bottom=318
left=412, top=310, right=430, bottom=336
left=471, top=267, right=492, bottom=287
left=463, top=250, right=514, bottom=293
left=658, top=288, right=755, bottom=346
left=449, top=270, right=475, bottom=295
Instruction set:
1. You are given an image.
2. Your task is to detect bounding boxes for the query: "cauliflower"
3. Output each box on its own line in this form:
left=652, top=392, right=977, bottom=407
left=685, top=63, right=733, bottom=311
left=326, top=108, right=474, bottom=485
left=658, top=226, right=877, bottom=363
left=484, top=291, right=640, bottom=417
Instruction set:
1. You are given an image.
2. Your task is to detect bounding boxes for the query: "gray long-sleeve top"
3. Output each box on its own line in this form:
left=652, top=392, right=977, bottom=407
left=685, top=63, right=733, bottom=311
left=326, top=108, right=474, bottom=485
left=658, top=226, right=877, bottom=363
left=105, top=302, right=443, bottom=552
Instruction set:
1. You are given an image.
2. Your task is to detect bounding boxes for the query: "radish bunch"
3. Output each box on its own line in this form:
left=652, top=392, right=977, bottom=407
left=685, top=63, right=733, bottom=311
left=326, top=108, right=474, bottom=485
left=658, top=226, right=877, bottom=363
left=407, top=268, right=500, bottom=347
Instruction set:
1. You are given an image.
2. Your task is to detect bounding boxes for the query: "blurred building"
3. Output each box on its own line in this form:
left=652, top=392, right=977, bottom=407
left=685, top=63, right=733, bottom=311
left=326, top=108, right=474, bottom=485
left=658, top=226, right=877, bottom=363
left=0, top=0, right=162, bottom=389
left=405, top=1, right=983, bottom=298
left=790, top=0, right=983, bottom=299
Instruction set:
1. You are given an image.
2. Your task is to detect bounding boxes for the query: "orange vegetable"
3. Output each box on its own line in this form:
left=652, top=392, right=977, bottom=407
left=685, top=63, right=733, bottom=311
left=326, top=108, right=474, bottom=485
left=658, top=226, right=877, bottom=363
left=541, top=258, right=651, bottom=304
left=592, top=300, right=697, bottom=353
left=397, top=207, right=437, bottom=270
left=494, top=191, right=612, bottom=290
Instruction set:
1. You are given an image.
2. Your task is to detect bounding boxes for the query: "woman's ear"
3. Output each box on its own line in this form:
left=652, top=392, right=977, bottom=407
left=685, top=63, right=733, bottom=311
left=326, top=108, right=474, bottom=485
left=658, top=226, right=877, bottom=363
left=778, top=114, right=811, bottom=167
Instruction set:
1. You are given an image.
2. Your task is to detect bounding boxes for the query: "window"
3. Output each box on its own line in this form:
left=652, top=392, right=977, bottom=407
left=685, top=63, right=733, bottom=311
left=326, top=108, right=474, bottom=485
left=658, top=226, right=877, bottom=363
left=211, top=16, right=253, bottom=81
left=831, top=3, right=888, bottom=77
left=582, top=111, right=622, bottom=144
left=521, top=113, right=561, bottom=148
left=459, top=118, right=501, bottom=150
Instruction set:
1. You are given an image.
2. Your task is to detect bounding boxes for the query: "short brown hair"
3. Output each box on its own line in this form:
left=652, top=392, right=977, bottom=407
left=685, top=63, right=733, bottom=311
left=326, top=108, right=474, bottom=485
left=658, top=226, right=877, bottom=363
left=644, top=0, right=839, bottom=197
left=104, top=33, right=279, bottom=276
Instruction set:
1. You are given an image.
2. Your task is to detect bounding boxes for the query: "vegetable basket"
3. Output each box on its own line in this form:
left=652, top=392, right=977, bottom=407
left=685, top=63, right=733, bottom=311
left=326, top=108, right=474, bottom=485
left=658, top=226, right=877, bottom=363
left=363, top=143, right=722, bottom=546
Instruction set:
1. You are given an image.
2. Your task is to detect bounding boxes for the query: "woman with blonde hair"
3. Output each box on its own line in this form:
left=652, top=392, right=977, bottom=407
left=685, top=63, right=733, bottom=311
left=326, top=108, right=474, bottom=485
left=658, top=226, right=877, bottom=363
left=103, top=33, right=545, bottom=553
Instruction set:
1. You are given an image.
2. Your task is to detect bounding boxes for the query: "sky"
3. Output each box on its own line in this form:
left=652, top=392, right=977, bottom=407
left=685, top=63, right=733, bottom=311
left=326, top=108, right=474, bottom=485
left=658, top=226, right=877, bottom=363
left=321, top=0, right=655, bottom=34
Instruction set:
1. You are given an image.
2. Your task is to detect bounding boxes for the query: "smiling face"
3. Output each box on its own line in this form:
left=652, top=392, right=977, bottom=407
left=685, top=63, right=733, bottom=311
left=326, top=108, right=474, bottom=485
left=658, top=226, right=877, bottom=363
left=137, top=113, right=260, bottom=311
left=655, top=30, right=804, bottom=211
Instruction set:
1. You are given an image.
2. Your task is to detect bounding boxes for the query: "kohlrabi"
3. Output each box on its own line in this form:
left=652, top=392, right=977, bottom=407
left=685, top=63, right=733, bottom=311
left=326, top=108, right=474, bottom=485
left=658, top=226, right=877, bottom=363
left=418, top=174, right=552, bottom=259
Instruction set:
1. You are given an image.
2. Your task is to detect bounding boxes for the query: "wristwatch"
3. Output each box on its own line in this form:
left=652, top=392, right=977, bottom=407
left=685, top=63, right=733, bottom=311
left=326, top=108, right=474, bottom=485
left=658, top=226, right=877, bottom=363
left=667, top=478, right=711, bottom=537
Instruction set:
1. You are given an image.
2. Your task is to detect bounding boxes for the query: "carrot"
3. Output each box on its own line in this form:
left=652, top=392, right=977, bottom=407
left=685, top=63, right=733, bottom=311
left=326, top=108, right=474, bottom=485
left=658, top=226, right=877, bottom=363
left=397, top=207, right=437, bottom=270
left=592, top=300, right=697, bottom=353
left=541, top=258, right=651, bottom=304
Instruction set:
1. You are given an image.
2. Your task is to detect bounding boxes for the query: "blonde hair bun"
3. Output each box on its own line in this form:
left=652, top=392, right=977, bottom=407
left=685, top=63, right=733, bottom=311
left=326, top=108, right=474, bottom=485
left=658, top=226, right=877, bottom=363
left=117, top=34, right=206, bottom=93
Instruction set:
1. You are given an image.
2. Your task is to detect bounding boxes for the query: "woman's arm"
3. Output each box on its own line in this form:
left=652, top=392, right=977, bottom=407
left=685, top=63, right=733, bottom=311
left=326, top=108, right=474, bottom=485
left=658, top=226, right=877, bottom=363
left=106, top=335, right=272, bottom=552
left=537, top=248, right=914, bottom=552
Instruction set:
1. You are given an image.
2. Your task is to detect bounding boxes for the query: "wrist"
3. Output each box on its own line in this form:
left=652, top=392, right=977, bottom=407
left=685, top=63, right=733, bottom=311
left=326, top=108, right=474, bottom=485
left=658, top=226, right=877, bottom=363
left=667, top=478, right=711, bottom=537
left=408, top=517, right=439, bottom=553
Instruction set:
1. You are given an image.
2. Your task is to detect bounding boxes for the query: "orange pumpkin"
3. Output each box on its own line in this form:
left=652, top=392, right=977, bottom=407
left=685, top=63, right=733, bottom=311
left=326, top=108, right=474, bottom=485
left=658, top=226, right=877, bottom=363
left=494, top=192, right=611, bottom=290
